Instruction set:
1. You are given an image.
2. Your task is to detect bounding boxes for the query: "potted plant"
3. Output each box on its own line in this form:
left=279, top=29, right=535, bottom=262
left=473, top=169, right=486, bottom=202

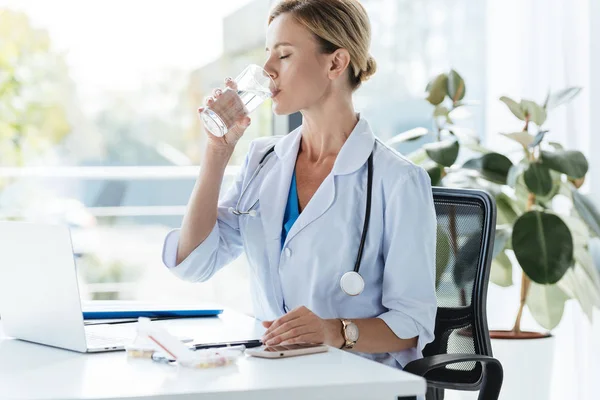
left=388, top=70, right=600, bottom=400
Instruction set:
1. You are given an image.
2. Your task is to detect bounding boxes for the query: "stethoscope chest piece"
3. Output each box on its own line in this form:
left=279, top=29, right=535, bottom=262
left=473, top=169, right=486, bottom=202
left=340, top=271, right=365, bottom=296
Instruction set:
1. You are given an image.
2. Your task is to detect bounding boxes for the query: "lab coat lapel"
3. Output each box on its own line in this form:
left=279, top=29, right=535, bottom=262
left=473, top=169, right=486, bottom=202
left=282, top=117, right=375, bottom=248
left=282, top=174, right=335, bottom=247
left=258, top=127, right=302, bottom=273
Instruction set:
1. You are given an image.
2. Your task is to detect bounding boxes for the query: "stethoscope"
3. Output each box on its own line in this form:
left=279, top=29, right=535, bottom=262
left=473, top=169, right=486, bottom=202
left=228, top=145, right=373, bottom=296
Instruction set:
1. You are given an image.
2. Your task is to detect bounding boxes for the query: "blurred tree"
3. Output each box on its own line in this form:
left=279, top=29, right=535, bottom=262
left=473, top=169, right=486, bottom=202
left=91, top=69, right=191, bottom=166
left=0, top=8, right=73, bottom=170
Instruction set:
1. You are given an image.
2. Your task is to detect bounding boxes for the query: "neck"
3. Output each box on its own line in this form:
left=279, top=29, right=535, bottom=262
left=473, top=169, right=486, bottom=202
left=298, top=97, right=359, bottom=164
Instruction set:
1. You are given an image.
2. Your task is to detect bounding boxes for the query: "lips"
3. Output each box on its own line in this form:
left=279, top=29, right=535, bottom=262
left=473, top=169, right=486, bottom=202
left=271, top=89, right=281, bottom=98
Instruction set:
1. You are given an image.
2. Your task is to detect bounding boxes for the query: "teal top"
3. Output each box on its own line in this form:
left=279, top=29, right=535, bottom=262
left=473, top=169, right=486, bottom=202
left=281, top=170, right=300, bottom=249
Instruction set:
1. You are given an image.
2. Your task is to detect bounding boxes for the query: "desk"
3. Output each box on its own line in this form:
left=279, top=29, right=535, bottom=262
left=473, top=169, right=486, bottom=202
left=0, top=310, right=425, bottom=400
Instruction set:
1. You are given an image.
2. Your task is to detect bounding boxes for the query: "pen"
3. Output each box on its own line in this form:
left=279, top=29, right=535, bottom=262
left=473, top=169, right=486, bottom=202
left=192, top=339, right=263, bottom=350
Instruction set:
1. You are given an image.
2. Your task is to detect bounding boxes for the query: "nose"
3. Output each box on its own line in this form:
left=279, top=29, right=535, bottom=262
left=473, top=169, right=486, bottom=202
left=262, top=59, right=277, bottom=83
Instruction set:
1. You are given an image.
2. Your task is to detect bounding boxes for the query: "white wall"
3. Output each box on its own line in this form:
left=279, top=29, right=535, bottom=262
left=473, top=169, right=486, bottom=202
left=590, top=0, right=600, bottom=199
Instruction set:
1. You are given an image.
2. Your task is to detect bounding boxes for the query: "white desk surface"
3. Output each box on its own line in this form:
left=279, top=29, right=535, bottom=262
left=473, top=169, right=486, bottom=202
left=0, top=310, right=425, bottom=400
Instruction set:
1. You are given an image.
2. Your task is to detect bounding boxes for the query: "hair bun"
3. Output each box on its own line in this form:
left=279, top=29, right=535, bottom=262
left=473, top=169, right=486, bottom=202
left=359, top=56, right=377, bottom=82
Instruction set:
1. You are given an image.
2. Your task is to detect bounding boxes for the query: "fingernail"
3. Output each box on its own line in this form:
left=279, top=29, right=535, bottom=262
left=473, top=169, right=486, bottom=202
left=280, top=341, right=288, bottom=345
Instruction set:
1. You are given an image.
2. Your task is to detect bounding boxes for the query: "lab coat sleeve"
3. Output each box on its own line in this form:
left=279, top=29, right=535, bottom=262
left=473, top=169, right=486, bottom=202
left=377, top=167, right=437, bottom=354
left=161, top=146, right=253, bottom=282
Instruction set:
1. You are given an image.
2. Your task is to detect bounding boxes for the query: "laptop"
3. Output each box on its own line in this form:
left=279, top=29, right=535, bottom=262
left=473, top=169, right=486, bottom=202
left=0, top=221, right=220, bottom=353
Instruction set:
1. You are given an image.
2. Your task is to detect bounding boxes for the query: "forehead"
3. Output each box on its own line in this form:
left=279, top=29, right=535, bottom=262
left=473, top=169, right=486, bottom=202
left=265, top=13, right=316, bottom=49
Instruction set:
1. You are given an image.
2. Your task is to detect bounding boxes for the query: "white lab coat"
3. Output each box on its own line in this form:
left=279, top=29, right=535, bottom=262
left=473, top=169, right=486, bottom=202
left=162, top=116, right=437, bottom=369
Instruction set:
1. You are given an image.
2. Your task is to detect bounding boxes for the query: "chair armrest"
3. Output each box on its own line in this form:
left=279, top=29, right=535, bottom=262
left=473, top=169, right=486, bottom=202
left=404, top=354, right=503, bottom=400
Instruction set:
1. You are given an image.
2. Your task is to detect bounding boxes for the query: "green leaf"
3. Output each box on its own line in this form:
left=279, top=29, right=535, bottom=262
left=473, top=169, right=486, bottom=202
left=565, top=217, right=600, bottom=294
left=493, top=226, right=511, bottom=258
left=507, top=162, right=527, bottom=188
left=436, top=225, right=451, bottom=288
left=462, top=153, right=513, bottom=184
left=434, top=106, right=453, bottom=125
left=544, top=87, right=582, bottom=110
left=462, top=141, right=492, bottom=154
left=453, top=234, right=481, bottom=288
left=425, top=162, right=442, bottom=186
left=520, top=99, right=547, bottom=126
left=496, top=193, right=520, bottom=225
left=540, top=150, right=588, bottom=179
left=524, top=163, right=553, bottom=196
left=558, top=216, right=600, bottom=314
left=500, top=96, right=526, bottom=120
left=536, top=170, right=562, bottom=206
left=447, top=69, right=466, bottom=102
left=589, top=237, right=600, bottom=274
left=557, top=265, right=600, bottom=320
left=490, top=250, right=513, bottom=287
left=500, top=131, right=535, bottom=148
left=526, top=282, right=569, bottom=330
left=513, top=177, right=530, bottom=213
left=513, top=211, right=574, bottom=284
left=426, top=73, right=448, bottom=105
left=548, top=142, right=564, bottom=151
left=407, top=148, right=428, bottom=165
left=572, top=190, right=600, bottom=237
left=433, top=105, right=449, bottom=118
left=424, top=139, right=459, bottom=167
left=387, top=127, right=429, bottom=146
left=530, top=130, right=548, bottom=148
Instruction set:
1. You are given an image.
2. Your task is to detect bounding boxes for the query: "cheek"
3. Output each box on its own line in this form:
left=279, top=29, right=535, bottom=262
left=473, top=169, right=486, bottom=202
left=274, top=62, right=328, bottom=113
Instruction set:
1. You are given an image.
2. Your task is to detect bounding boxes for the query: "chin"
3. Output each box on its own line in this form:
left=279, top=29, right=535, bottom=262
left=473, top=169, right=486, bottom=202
left=271, top=97, right=301, bottom=116
left=271, top=102, right=296, bottom=116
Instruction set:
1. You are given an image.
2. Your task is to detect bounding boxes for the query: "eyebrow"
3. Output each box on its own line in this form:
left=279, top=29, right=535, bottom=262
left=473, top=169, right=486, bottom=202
left=265, top=42, right=294, bottom=51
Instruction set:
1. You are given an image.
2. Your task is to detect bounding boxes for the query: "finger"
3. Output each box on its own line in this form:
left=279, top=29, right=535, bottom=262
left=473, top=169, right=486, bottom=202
left=237, top=116, right=251, bottom=129
left=262, top=316, right=308, bottom=343
left=212, top=88, right=222, bottom=98
left=280, top=333, right=322, bottom=346
left=225, top=77, right=238, bottom=91
left=262, top=320, right=273, bottom=328
left=266, top=325, right=316, bottom=346
left=203, top=96, right=215, bottom=107
left=263, top=309, right=305, bottom=336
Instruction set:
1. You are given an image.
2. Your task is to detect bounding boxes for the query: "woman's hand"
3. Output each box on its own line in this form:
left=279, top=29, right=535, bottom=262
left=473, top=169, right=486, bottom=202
left=200, top=77, right=251, bottom=151
left=261, top=306, right=344, bottom=347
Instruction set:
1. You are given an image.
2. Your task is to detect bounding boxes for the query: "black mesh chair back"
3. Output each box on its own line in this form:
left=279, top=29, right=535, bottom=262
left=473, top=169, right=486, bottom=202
left=404, top=187, right=502, bottom=400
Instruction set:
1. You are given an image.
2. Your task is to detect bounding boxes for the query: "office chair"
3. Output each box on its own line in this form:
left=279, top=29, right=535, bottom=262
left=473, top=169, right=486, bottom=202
left=404, top=188, right=503, bottom=400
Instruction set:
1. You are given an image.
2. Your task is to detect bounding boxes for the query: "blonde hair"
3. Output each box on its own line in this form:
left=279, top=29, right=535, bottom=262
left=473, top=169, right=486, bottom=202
left=268, top=0, right=377, bottom=90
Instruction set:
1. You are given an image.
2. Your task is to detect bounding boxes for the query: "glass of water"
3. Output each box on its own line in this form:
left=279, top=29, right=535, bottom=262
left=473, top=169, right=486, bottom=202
left=200, top=64, right=275, bottom=137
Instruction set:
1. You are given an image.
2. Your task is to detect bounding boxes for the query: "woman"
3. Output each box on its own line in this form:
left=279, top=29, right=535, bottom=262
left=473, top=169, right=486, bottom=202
left=162, top=0, right=437, bottom=370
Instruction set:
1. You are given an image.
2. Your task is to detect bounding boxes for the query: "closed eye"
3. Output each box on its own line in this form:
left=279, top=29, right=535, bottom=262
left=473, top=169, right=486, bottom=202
left=279, top=55, right=290, bottom=60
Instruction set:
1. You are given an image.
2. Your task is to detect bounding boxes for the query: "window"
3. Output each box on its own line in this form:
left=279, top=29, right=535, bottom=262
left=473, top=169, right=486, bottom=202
left=357, top=0, right=486, bottom=155
left=0, top=0, right=485, bottom=315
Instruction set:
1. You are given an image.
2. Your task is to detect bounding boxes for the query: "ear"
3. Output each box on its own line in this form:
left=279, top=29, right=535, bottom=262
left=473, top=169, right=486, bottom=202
left=327, top=48, right=352, bottom=81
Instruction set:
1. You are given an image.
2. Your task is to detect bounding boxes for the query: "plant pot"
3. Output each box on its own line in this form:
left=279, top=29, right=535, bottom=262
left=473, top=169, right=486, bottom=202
left=489, top=330, right=554, bottom=400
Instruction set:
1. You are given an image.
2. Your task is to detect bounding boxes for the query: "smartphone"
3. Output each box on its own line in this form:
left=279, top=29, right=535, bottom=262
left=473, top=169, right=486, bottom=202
left=246, top=343, right=329, bottom=359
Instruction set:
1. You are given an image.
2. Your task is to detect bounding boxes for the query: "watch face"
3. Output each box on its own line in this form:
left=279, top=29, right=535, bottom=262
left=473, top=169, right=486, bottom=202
left=346, top=322, right=359, bottom=341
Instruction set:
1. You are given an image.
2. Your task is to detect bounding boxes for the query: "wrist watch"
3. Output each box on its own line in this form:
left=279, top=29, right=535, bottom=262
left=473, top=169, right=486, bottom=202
left=340, top=319, right=359, bottom=349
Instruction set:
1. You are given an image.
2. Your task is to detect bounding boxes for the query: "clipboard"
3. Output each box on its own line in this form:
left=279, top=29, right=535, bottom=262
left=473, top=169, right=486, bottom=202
left=82, top=301, right=223, bottom=320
